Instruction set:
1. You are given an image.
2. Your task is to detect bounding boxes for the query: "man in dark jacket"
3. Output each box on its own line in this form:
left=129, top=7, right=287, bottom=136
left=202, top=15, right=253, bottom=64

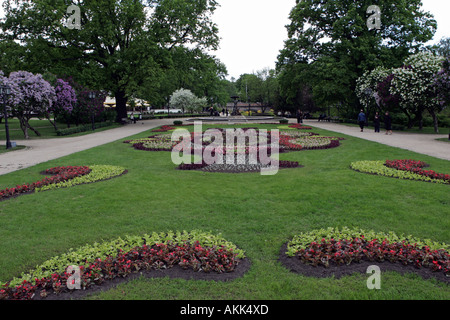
left=358, top=110, right=367, bottom=132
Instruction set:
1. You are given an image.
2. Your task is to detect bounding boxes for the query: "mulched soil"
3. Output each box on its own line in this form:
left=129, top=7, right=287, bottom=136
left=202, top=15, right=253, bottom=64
left=278, top=242, right=449, bottom=285
left=31, top=258, right=251, bottom=300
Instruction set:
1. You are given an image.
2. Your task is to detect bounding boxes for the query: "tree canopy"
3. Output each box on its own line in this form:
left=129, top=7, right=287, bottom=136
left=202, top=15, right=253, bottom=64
left=277, top=0, right=437, bottom=116
left=0, top=0, right=222, bottom=121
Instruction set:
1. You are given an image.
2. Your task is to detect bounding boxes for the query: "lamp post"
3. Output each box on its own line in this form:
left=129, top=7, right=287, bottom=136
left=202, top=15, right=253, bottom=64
left=89, top=91, right=96, bottom=130
left=0, top=85, right=12, bottom=149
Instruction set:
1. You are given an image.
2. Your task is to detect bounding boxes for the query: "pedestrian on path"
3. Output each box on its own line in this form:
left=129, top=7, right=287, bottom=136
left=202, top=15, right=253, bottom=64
left=374, top=112, right=381, bottom=133
left=384, top=111, right=392, bottom=135
left=358, top=110, right=367, bottom=132
left=296, top=109, right=303, bottom=124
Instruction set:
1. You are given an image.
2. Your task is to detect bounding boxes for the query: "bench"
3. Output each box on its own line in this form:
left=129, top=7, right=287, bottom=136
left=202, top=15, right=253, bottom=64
left=318, top=114, right=331, bottom=122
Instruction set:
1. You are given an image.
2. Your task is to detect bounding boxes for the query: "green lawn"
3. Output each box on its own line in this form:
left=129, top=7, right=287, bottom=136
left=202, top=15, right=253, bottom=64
left=0, top=123, right=449, bottom=300
left=0, top=118, right=121, bottom=140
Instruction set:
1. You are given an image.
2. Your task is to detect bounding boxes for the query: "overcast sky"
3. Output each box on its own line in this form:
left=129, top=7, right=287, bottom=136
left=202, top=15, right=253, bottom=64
left=0, top=0, right=448, bottom=81
left=212, top=0, right=450, bottom=80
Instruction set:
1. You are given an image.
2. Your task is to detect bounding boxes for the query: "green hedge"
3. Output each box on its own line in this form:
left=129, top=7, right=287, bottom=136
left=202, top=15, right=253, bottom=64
left=56, top=122, right=115, bottom=136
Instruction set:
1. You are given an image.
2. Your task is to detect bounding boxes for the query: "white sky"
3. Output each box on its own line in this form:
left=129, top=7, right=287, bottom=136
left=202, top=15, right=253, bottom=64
left=1, top=0, right=449, bottom=80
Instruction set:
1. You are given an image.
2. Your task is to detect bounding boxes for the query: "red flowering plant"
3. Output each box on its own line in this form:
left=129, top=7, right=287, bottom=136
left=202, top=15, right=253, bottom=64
left=287, top=227, right=450, bottom=278
left=288, top=123, right=312, bottom=130
left=0, top=166, right=91, bottom=201
left=385, top=160, right=450, bottom=183
left=0, top=231, right=245, bottom=300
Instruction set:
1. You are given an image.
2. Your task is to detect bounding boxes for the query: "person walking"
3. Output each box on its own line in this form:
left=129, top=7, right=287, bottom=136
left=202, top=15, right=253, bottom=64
left=296, top=109, right=303, bottom=124
left=358, top=109, right=367, bottom=132
left=384, top=111, right=392, bottom=135
left=374, top=112, right=381, bottom=133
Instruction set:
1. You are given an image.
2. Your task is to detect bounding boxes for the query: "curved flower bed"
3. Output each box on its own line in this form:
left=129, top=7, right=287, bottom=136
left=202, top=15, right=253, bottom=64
left=178, top=157, right=301, bottom=173
left=0, top=165, right=127, bottom=201
left=281, top=227, right=449, bottom=282
left=0, top=231, right=247, bottom=300
left=350, top=160, right=450, bottom=185
left=279, top=134, right=343, bottom=151
left=288, top=123, right=312, bottom=130
left=151, top=125, right=177, bottom=132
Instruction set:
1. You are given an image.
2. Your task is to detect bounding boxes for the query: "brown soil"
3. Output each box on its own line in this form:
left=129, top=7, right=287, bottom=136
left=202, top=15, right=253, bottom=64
left=32, top=258, right=251, bottom=300
left=279, top=242, right=449, bottom=285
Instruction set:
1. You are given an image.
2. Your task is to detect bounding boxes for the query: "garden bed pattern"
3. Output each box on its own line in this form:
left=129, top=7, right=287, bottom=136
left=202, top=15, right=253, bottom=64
left=0, top=165, right=127, bottom=201
left=350, top=159, right=450, bottom=185
left=280, top=227, right=449, bottom=283
left=0, top=231, right=249, bottom=300
left=125, top=126, right=344, bottom=173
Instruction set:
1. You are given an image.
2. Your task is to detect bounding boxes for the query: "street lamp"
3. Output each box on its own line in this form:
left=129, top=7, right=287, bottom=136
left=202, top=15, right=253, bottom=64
left=89, top=91, right=96, bottom=130
left=0, top=85, right=12, bottom=149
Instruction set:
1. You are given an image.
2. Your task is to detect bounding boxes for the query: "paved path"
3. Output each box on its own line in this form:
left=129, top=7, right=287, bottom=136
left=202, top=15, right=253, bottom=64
left=0, top=119, right=172, bottom=176
left=1, top=118, right=449, bottom=176
left=300, top=120, right=450, bottom=161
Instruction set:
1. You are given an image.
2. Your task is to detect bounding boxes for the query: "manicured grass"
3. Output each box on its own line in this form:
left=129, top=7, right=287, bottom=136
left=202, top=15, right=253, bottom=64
left=436, top=138, right=450, bottom=143
left=0, top=123, right=449, bottom=300
left=0, top=145, right=26, bottom=154
left=0, top=118, right=121, bottom=140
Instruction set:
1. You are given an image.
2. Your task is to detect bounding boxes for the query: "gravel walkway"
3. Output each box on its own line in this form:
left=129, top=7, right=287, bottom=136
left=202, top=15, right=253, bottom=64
left=1, top=118, right=449, bottom=177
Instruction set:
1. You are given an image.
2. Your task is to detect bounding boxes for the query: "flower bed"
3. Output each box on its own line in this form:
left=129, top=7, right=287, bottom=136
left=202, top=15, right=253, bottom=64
left=0, top=165, right=127, bottom=201
left=151, top=125, right=176, bottom=132
left=288, top=123, right=312, bottom=130
left=385, top=160, right=450, bottom=183
left=281, top=227, right=449, bottom=283
left=350, top=160, right=450, bottom=185
left=279, top=134, right=343, bottom=151
left=0, top=231, right=247, bottom=300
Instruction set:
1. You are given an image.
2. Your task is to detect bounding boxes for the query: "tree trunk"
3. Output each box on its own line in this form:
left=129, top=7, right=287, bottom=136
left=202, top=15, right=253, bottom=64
left=47, top=114, right=58, bottom=131
left=19, top=117, right=29, bottom=139
left=429, top=109, right=439, bottom=134
left=115, top=90, right=128, bottom=123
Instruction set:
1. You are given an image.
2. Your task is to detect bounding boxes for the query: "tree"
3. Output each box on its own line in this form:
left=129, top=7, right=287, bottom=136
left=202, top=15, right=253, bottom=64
left=169, top=88, right=205, bottom=114
left=277, top=0, right=437, bottom=115
left=49, top=79, right=78, bottom=130
left=356, top=66, right=391, bottom=111
left=3, top=71, right=56, bottom=139
left=433, top=57, right=450, bottom=108
left=390, top=52, right=445, bottom=133
left=428, top=37, right=450, bottom=58
left=1, top=0, right=220, bottom=122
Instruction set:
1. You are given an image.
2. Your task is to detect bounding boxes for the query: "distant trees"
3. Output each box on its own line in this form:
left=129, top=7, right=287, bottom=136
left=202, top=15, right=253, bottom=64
left=277, top=0, right=437, bottom=116
left=356, top=52, right=448, bottom=133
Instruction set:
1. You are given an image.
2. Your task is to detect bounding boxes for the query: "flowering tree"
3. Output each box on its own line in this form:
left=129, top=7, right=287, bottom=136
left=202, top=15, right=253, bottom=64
left=48, top=79, right=77, bottom=130
left=6, top=71, right=56, bottom=139
left=62, top=76, right=106, bottom=127
left=376, top=72, right=402, bottom=117
left=390, top=52, right=445, bottom=133
left=433, top=57, right=450, bottom=109
left=170, top=88, right=205, bottom=114
left=356, top=67, right=391, bottom=110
